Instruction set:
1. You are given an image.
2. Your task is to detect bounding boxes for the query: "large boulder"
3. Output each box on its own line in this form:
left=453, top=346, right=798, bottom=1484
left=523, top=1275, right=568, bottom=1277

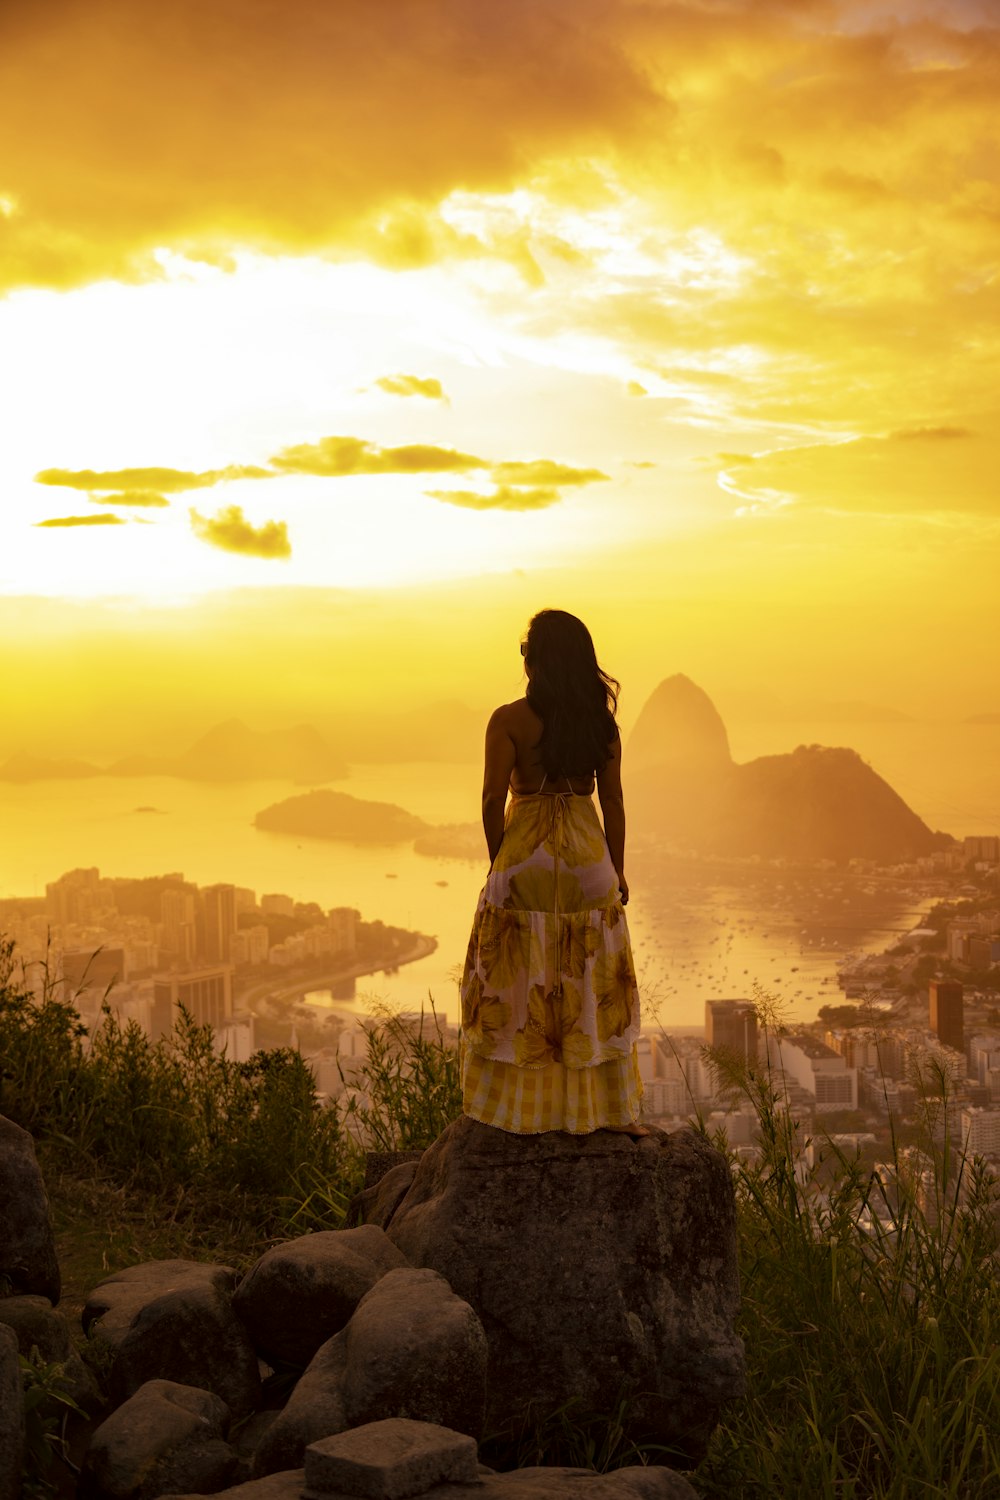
left=254, top=1267, right=487, bottom=1475
left=79, top=1379, right=237, bottom=1500
left=82, top=1260, right=261, bottom=1417
left=0, top=1114, right=60, bottom=1302
left=347, top=1162, right=422, bottom=1230
left=232, top=1225, right=409, bottom=1366
left=0, top=1294, right=101, bottom=1413
left=0, top=1325, right=24, bottom=1500
left=377, top=1118, right=744, bottom=1467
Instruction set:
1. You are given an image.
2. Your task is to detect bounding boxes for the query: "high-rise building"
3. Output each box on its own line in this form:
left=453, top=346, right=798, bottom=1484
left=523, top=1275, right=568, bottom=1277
left=706, top=999, right=758, bottom=1061
left=765, top=1032, right=858, bottom=1113
left=199, top=884, right=237, bottom=963
left=961, top=1107, right=1000, bottom=1157
left=231, top=925, right=270, bottom=966
left=152, top=965, right=233, bottom=1035
left=929, top=980, right=964, bottom=1054
left=160, top=889, right=197, bottom=962
left=328, top=907, right=358, bottom=955
left=61, top=946, right=126, bottom=999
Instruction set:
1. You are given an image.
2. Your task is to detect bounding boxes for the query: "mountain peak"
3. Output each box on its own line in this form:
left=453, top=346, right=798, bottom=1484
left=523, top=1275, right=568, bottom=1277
left=626, top=675, right=732, bottom=774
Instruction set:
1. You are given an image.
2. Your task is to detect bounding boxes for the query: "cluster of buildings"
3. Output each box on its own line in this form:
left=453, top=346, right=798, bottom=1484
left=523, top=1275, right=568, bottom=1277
left=637, top=993, right=1000, bottom=1171
left=6, top=866, right=359, bottom=1044
left=943, top=907, right=1000, bottom=969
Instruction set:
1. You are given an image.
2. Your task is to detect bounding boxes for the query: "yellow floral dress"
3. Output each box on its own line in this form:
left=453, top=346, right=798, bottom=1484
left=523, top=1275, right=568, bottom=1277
left=460, top=789, right=643, bottom=1133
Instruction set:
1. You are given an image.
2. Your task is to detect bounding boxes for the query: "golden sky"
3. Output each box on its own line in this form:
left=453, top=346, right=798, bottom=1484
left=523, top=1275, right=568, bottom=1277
left=1, top=0, right=998, bottom=738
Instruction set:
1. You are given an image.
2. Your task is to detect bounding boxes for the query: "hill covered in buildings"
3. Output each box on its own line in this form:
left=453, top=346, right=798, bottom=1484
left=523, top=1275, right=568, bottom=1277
left=625, top=675, right=952, bottom=863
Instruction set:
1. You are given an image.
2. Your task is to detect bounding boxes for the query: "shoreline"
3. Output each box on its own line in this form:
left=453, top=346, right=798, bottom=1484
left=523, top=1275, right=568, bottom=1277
left=234, top=932, right=439, bottom=1011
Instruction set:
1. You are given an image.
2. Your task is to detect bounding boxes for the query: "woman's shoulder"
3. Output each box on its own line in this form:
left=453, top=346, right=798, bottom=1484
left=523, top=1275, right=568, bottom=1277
left=487, top=698, right=541, bottom=735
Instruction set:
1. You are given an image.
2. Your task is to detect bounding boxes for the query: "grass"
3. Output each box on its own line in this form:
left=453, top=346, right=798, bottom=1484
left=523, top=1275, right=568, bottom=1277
left=0, top=937, right=462, bottom=1312
left=3, top=939, right=999, bottom=1495
left=694, top=988, right=1000, bottom=1499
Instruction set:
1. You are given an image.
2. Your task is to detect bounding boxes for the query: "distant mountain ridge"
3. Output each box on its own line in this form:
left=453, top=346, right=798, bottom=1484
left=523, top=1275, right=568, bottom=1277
left=0, top=702, right=482, bottom=783
left=0, top=720, right=347, bottom=785
left=626, top=675, right=951, bottom=862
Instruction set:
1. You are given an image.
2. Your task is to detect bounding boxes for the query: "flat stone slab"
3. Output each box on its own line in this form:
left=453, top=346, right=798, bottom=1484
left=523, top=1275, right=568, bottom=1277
left=304, top=1419, right=478, bottom=1499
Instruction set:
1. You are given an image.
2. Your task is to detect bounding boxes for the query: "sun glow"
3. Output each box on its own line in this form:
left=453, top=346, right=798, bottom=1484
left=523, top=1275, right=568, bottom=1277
left=0, top=0, right=995, bottom=718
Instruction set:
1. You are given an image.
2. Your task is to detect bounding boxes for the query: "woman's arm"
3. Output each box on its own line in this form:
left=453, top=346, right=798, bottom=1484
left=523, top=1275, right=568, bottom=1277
left=482, top=706, right=517, bottom=864
left=596, top=732, right=628, bottom=903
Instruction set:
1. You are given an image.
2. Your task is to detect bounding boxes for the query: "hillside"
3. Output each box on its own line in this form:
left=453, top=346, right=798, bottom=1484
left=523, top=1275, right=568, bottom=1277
left=111, top=719, right=348, bottom=782
left=254, top=788, right=431, bottom=843
left=0, top=720, right=348, bottom=784
left=626, top=678, right=950, bottom=862
left=0, top=751, right=103, bottom=781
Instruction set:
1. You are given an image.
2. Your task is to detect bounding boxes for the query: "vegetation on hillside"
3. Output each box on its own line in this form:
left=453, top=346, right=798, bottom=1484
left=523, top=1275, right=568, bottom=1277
left=2, top=937, right=999, bottom=1497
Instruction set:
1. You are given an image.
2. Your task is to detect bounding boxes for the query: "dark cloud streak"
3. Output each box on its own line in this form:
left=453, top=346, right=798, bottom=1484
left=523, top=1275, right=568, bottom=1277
left=35, top=513, right=125, bottom=527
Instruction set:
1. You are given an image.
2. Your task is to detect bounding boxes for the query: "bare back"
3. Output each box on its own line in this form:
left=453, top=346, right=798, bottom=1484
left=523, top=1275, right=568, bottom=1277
left=481, top=698, right=627, bottom=898
left=503, top=698, right=596, bottom=795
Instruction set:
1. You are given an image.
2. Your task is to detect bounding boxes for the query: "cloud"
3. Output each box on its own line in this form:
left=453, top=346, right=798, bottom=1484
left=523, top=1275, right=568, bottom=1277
left=5, top=0, right=999, bottom=468
left=268, top=436, right=487, bottom=477
left=489, top=460, right=608, bottom=487
left=33, top=440, right=609, bottom=513
left=374, top=374, right=446, bottom=401
left=189, top=504, right=291, bottom=558
left=35, top=513, right=125, bottom=527
left=0, top=0, right=658, bottom=295
left=35, top=465, right=272, bottom=493
left=427, top=485, right=560, bottom=511
left=626, top=381, right=647, bottom=397
left=91, top=490, right=170, bottom=507
left=717, top=423, right=998, bottom=516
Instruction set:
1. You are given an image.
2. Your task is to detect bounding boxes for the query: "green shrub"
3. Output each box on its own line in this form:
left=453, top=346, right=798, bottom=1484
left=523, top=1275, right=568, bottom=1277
left=338, top=999, right=462, bottom=1152
left=0, top=938, right=346, bottom=1235
left=0, top=938, right=90, bottom=1134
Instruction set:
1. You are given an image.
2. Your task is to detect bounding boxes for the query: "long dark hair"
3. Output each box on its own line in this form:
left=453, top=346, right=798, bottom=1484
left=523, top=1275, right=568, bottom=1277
left=523, top=609, right=620, bottom=778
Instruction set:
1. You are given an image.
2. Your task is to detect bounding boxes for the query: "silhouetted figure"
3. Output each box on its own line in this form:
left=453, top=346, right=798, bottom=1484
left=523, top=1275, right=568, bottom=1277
left=460, top=608, right=647, bottom=1136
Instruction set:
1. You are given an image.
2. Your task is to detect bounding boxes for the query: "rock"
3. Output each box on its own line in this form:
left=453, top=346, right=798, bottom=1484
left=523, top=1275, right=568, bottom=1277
left=233, top=1226, right=410, bottom=1366
left=0, top=1324, right=25, bottom=1500
left=347, top=1163, right=421, bottom=1231
left=158, top=1475, right=304, bottom=1500
left=0, top=1114, right=61, bottom=1302
left=303, top=1418, right=479, bottom=1499
left=164, top=1462, right=696, bottom=1500
left=251, top=1317, right=347, bottom=1475
left=364, top=1152, right=425, bottom=1189
left=0, top=1294, right=102, bottom=1412
left=83, top=1260, right=261, bottom=1417
left=79, top=1379, right=237, bottom=1500
left=342, top=1269, right=487, bottom=1435
left=379, top=1118, right=744, bottom=1467
left=254, top=1267, right=487, bottom=1475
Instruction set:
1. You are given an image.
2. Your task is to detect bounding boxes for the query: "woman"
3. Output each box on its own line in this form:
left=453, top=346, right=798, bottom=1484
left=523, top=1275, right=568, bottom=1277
left=459, top=608, right=646, bottom=1136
